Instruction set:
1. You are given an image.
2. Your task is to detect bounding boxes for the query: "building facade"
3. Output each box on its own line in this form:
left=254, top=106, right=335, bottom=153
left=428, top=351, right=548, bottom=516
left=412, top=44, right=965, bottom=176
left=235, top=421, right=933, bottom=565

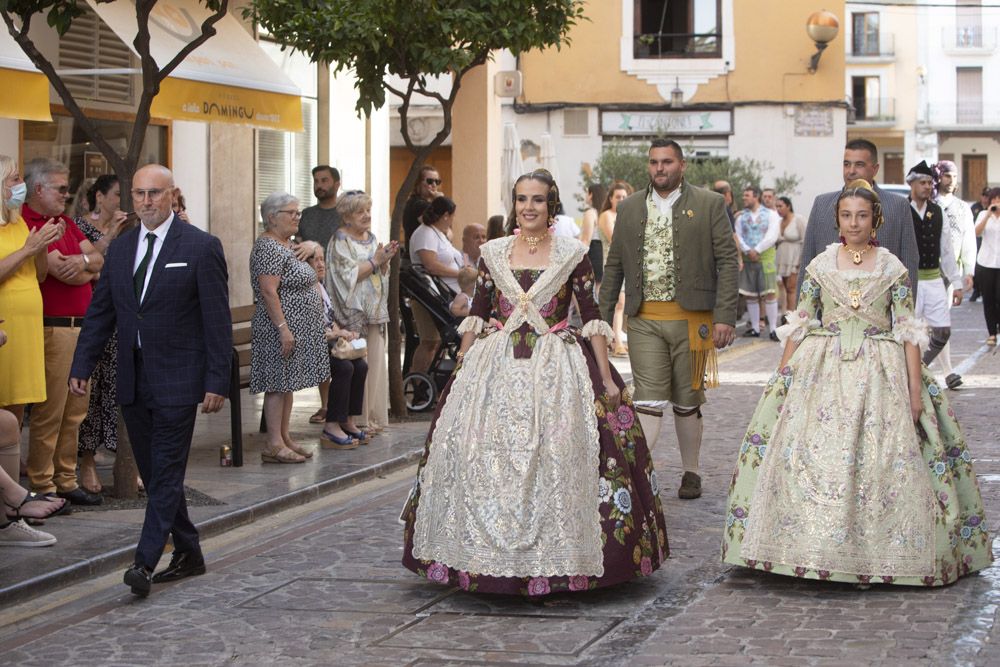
left=847, top=0, right=1000, bottom=198
left=0, top=0, right=391, bottom=306
left=507, top=0, right=849, bottom=215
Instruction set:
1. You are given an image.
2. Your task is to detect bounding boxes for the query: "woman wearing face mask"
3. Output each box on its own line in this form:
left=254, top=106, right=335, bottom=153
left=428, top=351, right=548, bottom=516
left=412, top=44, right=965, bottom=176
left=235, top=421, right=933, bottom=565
left=0, top=155, right=64, bottom=434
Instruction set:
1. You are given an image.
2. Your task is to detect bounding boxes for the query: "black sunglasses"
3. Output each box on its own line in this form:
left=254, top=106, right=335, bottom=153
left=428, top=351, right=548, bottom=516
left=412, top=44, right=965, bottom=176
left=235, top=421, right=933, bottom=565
left=425, top=178, right=442, bottom=186
left=343, top=189, right=366, bottom=196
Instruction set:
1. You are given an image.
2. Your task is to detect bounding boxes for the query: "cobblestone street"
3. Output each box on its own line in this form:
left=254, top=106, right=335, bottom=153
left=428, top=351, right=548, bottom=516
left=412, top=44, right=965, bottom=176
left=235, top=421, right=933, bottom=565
left=1, top=303, right=998, bottom=666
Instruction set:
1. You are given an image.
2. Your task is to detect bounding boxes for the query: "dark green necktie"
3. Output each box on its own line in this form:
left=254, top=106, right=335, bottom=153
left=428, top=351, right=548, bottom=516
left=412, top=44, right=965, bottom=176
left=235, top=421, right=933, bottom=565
left=133, top=232, right=156, bottom=301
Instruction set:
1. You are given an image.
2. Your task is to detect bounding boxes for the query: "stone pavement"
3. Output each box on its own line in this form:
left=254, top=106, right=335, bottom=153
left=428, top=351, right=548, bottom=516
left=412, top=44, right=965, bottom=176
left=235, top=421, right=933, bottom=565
left=0, top=300, right=997, bottom=665
left=0, top=391, right=431, bottom=604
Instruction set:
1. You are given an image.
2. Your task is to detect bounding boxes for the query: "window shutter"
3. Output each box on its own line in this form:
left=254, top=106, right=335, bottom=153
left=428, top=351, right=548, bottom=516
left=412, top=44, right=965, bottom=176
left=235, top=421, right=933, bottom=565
left=58, top=7, right=133, bottom=104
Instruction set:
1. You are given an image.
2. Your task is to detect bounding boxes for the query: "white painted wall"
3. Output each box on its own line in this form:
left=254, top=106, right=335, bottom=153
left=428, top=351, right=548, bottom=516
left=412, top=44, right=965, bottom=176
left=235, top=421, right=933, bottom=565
left=0, top=119, right=19, bottom=160
left=506, top=106, right=604, bottom=216
left=729, top=105, right=847, bottom=214
left=327, top=69, right=391, bottom=242
left=170, top=120, right=209, bottom=232
left=940, top=136, right=1000, bottom=186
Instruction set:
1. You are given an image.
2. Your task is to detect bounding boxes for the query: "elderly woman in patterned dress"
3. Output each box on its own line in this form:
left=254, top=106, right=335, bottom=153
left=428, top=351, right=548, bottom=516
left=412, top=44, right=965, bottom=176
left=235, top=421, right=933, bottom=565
left=249, top=193, right=329, bottom=464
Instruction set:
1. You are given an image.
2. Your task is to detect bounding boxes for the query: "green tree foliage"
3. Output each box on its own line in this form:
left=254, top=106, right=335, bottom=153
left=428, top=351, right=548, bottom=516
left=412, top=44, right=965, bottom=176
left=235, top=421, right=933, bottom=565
left=248, top=0, right=585, bottom=415
left=583, top=141, right=801, bottom=199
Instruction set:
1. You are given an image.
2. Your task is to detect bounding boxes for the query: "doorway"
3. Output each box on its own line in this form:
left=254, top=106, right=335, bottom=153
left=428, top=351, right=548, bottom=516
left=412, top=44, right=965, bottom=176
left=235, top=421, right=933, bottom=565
left=962, top=154, right=988, bottom=201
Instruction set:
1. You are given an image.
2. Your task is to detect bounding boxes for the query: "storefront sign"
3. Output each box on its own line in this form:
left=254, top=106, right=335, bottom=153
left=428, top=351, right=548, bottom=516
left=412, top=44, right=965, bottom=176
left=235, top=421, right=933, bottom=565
left=601, top=110, right=732, bottom=136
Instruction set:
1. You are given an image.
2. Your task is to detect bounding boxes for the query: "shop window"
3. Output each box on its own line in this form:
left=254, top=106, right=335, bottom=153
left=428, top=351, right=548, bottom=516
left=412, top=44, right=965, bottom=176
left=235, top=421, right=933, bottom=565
left=58, top=6, right=133, bottom=105
left=633, top=0, right=721, bottom=59
left=21, top=113, right=167, bottom=215
left=257, top=98, right=317, bottom=210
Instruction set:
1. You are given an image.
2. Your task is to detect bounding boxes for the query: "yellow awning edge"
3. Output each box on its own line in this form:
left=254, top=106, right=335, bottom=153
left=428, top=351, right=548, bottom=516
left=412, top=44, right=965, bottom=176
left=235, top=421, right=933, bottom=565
left=152, top=78, right=303, bottom=132
left=0, top=68, right=52, bottom=121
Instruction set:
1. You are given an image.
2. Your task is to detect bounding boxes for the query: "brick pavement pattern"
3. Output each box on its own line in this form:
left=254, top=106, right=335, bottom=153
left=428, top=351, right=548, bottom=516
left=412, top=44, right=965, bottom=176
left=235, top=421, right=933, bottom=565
left=0, top=302, right=997, bottom=665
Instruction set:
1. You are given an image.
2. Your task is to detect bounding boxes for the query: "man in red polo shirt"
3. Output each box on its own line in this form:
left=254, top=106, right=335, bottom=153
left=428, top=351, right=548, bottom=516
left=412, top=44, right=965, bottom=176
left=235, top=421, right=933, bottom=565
left=22, top=158, right=104, bottom=505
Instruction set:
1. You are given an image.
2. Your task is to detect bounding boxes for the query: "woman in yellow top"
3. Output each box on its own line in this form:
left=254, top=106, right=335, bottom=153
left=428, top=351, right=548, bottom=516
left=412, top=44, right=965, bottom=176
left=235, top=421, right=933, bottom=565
left=0, top=155, right=64, bottom=434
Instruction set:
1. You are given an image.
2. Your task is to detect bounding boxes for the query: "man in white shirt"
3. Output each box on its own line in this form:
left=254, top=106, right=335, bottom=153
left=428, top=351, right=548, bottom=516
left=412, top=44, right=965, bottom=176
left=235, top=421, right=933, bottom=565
left=907, top=160, right=964, bottom=370
left=735, top=186, right=782, bottom=341
left=933, top=160, right=977, bottom=388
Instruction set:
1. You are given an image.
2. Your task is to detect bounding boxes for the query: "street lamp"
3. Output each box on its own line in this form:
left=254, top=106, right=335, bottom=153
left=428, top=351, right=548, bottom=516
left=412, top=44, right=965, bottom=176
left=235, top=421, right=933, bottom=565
left=670, top=77, right=683, bottom=109
left=806, top=10, right=840, bottom=73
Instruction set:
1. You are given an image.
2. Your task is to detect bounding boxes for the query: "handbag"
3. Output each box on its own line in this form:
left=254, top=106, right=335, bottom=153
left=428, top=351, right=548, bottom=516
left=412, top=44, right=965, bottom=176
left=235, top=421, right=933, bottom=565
left=330, top=337, right=367, bottom=360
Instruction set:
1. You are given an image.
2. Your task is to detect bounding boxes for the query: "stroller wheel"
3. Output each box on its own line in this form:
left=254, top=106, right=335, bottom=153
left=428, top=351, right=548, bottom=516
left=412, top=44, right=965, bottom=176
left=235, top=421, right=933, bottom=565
left=403, top=372, right=437, bottom=412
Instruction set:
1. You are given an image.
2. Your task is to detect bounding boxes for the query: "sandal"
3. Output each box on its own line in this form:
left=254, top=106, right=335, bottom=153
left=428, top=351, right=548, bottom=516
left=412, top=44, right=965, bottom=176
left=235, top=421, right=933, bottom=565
left=320, top=430, right=359, bottom=450
left=285, top=442, right=314, bottom=458
left=5, top=491, right=70, bottom=522
left=341, top=426, right=369, bottom=445
left=261, top=448, right=306, bottom=464
left=308, top=409, right=327, bottom=424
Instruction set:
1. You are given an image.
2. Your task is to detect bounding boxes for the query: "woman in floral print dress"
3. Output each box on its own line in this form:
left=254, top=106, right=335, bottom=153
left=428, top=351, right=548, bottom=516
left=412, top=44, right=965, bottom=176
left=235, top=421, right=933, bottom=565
left=402, top=171, right=668, bottom=596
left=722, top=180, right=991, bottom=586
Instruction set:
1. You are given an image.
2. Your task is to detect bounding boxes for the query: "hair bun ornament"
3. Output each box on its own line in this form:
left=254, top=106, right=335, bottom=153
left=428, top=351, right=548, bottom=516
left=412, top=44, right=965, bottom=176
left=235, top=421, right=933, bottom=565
left=845, top=178, right=874, bottom=193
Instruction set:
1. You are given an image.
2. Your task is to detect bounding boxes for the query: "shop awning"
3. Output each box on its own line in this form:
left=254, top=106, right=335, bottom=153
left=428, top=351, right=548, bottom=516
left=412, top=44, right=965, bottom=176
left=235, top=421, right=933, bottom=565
left=89, top=0, right=303, bottom=132
left=0, top=30, right=53, bottom=121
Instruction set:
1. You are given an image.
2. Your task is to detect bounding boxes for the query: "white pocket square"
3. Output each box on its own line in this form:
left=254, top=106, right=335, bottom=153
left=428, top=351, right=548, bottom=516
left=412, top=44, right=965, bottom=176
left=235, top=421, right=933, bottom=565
left=164, top=262, right=188, bottom=268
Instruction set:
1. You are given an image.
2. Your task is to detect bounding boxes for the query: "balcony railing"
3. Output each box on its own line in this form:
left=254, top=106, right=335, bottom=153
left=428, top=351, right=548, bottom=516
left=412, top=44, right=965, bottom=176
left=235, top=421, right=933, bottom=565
left=850, top=33, right=895, bottom=58
left=849, top=97, right=895, bottom=123
left=633, top=32, right=721, bottom=59
left=923, top=103, right=1000, bottom=127
left=941, top=25, right=998, bottom=51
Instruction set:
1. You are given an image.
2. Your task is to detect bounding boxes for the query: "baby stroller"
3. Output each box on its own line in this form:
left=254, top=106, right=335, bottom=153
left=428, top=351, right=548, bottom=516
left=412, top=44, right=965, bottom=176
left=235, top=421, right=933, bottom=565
left=399, top=262, right=462, bottom=411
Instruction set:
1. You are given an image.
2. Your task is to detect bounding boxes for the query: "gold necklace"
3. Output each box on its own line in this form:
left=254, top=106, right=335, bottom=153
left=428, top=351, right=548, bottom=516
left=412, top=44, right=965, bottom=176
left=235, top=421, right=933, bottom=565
left=521, top=233, right=545, bottom=254
left=842, top=243, right=872, bottom=265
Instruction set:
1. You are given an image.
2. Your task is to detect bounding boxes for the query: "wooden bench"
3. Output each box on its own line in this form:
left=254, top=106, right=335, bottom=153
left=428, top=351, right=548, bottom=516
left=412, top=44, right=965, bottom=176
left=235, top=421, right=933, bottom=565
left=228, top=304, right=256, bottom=467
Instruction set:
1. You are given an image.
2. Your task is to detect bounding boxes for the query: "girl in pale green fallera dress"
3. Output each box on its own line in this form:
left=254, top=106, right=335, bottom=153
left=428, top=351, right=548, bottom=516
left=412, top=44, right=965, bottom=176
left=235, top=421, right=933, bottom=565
left=722, top=180, right=992, bottom=587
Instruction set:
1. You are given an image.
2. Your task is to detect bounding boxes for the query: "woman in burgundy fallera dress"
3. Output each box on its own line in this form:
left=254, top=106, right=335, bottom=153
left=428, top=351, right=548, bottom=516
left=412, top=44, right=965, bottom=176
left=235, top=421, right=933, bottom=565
left=402, top=171, right=668, bottom=595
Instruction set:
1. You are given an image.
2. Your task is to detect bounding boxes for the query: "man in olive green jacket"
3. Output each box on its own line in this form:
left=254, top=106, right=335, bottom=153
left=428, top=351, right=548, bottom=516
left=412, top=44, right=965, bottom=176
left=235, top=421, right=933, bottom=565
left=599, top=139, right=738, bottom=499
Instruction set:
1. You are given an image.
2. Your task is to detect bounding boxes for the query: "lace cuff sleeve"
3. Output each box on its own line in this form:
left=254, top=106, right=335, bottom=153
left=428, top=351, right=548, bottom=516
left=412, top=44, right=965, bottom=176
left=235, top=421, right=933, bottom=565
left=457, top=315, right=485, bottom=335
left=775, top=308, right=820, bottom=345
left=580, top=319, right=614, bottom=340
left=893, top=315, right=930, bottom=348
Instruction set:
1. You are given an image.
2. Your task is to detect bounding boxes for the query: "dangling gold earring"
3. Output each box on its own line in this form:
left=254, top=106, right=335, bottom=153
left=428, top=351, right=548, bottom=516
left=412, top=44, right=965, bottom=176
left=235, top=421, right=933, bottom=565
left=870, top=228, right=877, bottom=240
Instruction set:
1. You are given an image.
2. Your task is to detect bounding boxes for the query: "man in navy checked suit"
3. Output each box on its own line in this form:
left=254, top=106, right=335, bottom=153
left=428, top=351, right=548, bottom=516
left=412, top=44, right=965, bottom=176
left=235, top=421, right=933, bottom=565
left=70, top=164, right=232, bottom=596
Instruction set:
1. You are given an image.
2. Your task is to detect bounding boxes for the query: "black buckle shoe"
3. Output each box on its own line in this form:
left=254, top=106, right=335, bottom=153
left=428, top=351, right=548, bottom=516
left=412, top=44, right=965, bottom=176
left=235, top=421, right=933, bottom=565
left=152, top=551, right=206, bottom=583
left=124, top=564, right=153, bottom=597
left=743, top=329, right=760, bottom=338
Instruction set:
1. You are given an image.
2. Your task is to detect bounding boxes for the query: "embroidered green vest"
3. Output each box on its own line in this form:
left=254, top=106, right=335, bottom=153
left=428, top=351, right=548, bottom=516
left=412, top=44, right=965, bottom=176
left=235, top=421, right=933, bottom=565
left=643, top=192, right=676, bottom=301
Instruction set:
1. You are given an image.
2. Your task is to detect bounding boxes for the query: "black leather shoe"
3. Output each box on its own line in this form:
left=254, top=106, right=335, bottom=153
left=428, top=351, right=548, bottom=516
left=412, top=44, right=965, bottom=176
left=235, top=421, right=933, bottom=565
left=769, top=331, right=780, bottom=342
left=57, top=487, right=103, bottom=506
left=946, top=373, right=963, bottom=389
left=124, top=564, right=153, bottom=597
left=743, top=329, right=760, bottom=338
left=678, top=471, right=702, bottom=500
left=152, top=551, right=206, bottom=584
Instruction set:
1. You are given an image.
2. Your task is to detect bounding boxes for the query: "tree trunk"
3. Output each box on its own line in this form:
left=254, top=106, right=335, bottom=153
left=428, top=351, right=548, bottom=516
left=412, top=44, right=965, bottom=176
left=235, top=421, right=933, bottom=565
left=112, top=410, right=138, bottom=499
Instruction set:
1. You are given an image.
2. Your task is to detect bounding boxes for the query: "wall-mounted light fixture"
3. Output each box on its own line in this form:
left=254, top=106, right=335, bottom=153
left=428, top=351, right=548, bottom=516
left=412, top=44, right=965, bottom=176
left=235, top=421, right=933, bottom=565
left=806, top=10, right=840, bottom=73
left=670, top=77, right=684, bottom=109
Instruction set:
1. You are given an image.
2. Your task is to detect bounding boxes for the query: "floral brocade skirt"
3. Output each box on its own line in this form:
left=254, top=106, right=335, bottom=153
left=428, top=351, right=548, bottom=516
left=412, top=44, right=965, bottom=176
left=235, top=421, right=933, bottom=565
left=401, top=332, right=669, bottom=596
left=722, top=342, right=992, bottom=586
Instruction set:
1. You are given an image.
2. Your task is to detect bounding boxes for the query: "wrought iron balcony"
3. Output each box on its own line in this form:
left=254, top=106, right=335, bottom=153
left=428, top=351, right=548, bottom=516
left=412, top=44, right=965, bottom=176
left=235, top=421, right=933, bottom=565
left=849, top=32, right=894, bottom=58
left=633, top=32, right=721, bottom=59
left=941, top=25, right=998, bottom=51
left=849, top=97, right=896, bottom=124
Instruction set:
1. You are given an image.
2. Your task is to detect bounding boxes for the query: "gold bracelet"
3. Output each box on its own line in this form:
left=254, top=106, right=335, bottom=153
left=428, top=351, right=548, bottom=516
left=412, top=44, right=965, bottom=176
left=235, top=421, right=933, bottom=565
left=277, top=321, right=288, bottom=329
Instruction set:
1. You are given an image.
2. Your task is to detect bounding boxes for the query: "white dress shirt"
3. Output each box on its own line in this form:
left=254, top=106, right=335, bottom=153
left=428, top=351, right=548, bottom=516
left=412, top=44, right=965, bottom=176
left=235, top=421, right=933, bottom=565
left=133, top=212, right=175, bottom=303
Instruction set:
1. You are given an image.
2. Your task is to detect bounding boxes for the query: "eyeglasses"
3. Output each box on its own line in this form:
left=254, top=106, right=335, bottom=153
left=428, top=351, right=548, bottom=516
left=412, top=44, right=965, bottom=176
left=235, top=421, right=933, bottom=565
left=425, top=178, right=442, bottom=186
left=132, top=188, right=168, bottom=201
left=343, top=190, right=366, bottom=196
left=45, top=184, right=70, bottom=195
left=277, top=209, right=302, bottom=218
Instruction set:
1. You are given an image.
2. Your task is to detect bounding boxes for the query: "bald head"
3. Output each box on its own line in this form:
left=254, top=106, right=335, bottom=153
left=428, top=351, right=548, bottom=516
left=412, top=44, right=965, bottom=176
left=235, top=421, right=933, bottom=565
left=462, top=223, right=486, bottom=260
left=132, top=164, right=177, bottom=229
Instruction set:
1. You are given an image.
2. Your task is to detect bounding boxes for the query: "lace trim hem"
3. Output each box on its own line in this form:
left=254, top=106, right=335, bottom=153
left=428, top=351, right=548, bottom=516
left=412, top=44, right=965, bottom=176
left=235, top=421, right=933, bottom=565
left=580, top=319, right=614, bottom=340
left=457, top=315, right=485, bottom=335
left=775, top=309, right=820, bottom=344
left=893, top=316, right=930, bottom=348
